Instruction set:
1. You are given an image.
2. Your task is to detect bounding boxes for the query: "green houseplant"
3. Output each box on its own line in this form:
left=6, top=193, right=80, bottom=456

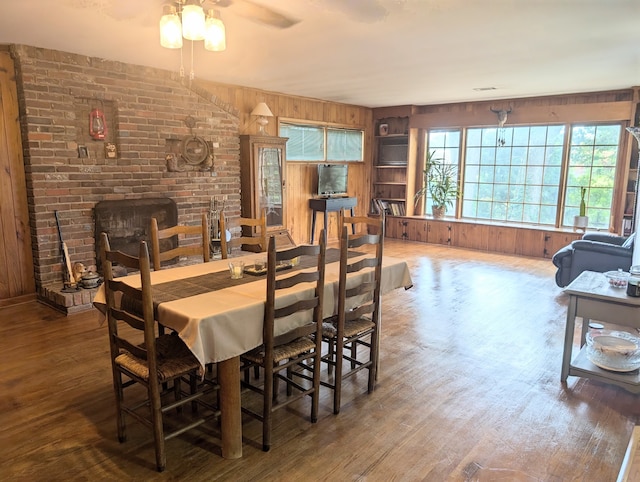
left=414, top=150, right=461, bottom=218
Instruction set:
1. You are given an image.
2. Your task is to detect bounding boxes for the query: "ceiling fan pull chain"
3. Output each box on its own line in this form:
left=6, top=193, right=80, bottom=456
left=190, top=39, right=195, bottom=83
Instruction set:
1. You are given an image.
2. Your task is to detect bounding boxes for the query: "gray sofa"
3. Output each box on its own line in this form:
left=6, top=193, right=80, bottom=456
left=551, top=232, right=635, bottom=287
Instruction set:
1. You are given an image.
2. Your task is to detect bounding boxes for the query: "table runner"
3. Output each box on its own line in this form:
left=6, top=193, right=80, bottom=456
left=151, top=248, right=354, bottom=304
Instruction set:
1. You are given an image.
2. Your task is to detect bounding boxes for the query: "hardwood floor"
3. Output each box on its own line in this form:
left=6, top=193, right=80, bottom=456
left=2, top=239, right=639, bottom=481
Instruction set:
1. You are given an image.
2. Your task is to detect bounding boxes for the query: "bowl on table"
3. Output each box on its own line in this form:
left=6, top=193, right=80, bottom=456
left=604, top=270, right=630, bottom=288
left=586, top=329, right=640, bottom=372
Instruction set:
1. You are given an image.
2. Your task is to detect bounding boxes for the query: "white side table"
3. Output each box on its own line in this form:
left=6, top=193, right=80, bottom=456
left=562, top=270, right=640, bottom=392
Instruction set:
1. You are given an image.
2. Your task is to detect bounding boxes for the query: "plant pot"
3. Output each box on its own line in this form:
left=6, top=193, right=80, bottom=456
left=573, top=215, right=588, bottom=232
left=432, top=205, right=446, bottom=219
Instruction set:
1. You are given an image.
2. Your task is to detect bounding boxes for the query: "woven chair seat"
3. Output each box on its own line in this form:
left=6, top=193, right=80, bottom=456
left=322, top=317, right=374, bottom=339
left=243, top=336, right=316, bottom=365
left=115, top=334, right=200, bottom=382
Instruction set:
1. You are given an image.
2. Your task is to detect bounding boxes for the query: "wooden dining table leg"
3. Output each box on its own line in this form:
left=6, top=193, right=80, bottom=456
left=218, top=356, right=242, bottom=459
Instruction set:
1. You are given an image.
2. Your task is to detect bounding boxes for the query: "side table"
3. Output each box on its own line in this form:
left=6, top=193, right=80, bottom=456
left=309, top=197, right=357, bottom=243
left=562, top=270, right=640, bottom=393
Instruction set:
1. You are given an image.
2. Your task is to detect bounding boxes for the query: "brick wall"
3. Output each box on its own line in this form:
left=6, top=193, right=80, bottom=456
left=11, top=44, right=241, bottom=288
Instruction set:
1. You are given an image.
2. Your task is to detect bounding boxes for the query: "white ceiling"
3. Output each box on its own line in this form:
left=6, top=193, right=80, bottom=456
left=1, top=0, right=638, bottom=108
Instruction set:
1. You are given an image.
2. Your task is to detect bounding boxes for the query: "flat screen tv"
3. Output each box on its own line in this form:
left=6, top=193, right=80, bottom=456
left=317, top=164, right=348, bottom=197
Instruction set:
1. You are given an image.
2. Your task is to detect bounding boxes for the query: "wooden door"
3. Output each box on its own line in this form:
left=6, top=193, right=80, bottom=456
left=405, top=218, right=427, bottom=242
left=0, top=51, right=35, bottom=301
left=427, top=220, right=451, bottom=245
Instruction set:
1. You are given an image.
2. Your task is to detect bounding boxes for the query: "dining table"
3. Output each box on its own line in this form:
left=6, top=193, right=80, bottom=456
left=93, top=248, right=413, bottom=459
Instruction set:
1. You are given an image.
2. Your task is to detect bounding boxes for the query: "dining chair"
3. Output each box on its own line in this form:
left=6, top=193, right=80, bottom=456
left=240, top=230, right=327, bottom=452
left=219, top=209, right=267, bottom=259
left=100, top=232, right=218, bottom=472
left=149, top=213, right=210, bottom=271
left=321, top=211, right=384, bottom=414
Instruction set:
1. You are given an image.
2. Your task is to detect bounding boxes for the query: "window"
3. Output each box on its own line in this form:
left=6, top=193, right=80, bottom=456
left=563, top=125, right=620, bottom=229
left=419, top=123, right=622, bottom=229
left=420, top=130, right=461, bottom=215
left=280, top=122, right=363, bottom=162
left=463, top=125, right=565, bottom=225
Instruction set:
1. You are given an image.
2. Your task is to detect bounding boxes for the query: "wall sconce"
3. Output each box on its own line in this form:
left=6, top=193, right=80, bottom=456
left=251, top=102, right=274, bottom=135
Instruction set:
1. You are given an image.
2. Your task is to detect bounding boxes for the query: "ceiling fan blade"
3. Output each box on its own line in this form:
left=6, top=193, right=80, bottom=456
left=230, top=0, right=300, bottom=29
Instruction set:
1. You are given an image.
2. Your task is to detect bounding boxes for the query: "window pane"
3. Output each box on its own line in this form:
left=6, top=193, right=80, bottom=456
left=327, top=128, right=363, bottom=161
left=564, top=124, right=620, bottom=229
left=418, top=130, right=461, bottom=214
left=281, top=124, right=324, bottom=161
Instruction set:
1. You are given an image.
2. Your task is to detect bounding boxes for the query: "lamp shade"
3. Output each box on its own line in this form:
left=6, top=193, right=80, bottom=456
left=182, top=2, right=206, bottom=41
left=159, top=6, right=182, bottom=49
left=251, top=102, right=274, bottom=117
left=205, top=10, right=226, bottom=51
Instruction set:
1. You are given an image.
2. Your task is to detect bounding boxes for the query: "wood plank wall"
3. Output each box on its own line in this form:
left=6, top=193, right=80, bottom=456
left=0, top=51, right=34, bottom=299
left=195, top=79, right=374, bottom=243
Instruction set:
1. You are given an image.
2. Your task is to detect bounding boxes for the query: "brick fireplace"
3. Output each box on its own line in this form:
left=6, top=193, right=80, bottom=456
left=11, top=45, right=242, bottom=312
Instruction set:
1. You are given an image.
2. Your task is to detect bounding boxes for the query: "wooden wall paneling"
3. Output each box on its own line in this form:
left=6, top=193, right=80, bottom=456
left=452, top=222, right=489, bottom=251
left=409, top=90, right=634, bottom=129
left=488, top=226, right=519, bottom=255
left=514, top=229, right=546, bottom=258
left=0, top=52, right=34, bottom=299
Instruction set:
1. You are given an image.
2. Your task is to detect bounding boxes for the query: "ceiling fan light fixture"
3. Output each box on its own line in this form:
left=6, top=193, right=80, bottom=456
left=204, top=10, right=226, bottom=52
left=160, top=5, right=183, bottom=49
left=182, top=1, right=206, bottom=41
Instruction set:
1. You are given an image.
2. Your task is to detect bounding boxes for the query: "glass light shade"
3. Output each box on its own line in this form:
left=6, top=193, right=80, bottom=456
left=204, top=11, right=226, bottom=51
left=159, top=7, right=182, bottom=49
left=182, top=3, right=206, bottom=41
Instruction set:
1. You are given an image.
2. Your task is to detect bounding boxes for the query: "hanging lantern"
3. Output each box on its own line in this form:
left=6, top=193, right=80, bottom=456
left=89, top=108, right=107, bottom=140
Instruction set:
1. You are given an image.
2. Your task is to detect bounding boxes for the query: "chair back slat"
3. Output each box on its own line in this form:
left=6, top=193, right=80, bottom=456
left=219, top=209, right=267, bottom=259
left=150, top=213, right=210, bottom=270
left=275, top=270, right=319, bottom=290
left=112, top=334, right=148, bottom=360
left=274, top=298, right=319, bottom=319
left=347, top=256, right=379, bottom=273
left=109, top=305, right=147, bottom=332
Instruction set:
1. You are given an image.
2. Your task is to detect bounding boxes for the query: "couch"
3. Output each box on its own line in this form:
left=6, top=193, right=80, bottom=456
left=551, top=232, right=635, bottom=287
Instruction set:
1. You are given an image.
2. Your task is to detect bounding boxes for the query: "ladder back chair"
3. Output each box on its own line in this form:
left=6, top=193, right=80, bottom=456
left=219, top=209, right=267, bottom=259
left=321, top=211, right=384, bottom=414
left=100, top=232, right=218, bottom=472
left=240, top=231, right=327, bottom=451
left=150, top=213, right=210, bottom=271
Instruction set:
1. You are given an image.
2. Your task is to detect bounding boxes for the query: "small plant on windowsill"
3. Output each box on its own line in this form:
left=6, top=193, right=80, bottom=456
left=573, top=186, right=588, bottom=232
left=414, top=150, right=462, bottom=219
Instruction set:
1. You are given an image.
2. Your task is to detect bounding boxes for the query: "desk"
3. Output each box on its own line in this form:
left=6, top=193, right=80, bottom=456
left=561, top=270, right=640, bottom=393
left=309, top=197, right=357, bottom=243
left=94, top=250, right=412, bottom=459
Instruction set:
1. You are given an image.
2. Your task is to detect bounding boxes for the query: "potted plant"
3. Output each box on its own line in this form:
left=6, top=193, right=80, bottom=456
left=414, top=150, right=462, bottom=218
left=573, top=186, right=588, bottom=231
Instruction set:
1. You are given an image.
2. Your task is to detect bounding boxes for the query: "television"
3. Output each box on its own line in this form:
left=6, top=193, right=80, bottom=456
left=317, top=164, right=348, bottom=197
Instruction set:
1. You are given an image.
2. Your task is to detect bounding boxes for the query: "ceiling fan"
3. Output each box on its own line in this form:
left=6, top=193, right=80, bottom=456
left=172, top=0, right=300, bottom=29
